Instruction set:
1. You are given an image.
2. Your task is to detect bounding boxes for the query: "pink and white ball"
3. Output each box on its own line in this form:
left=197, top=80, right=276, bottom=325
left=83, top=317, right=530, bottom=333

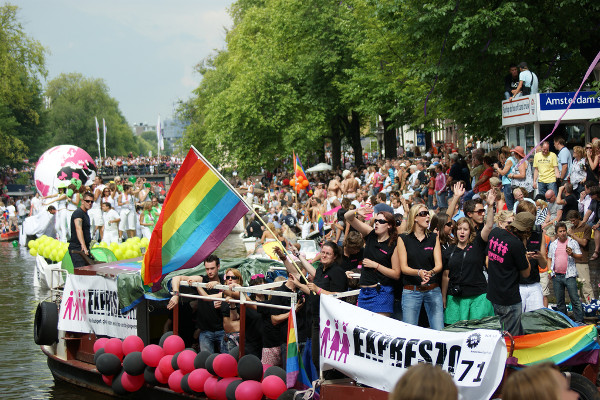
left=35, top=145, right=97, bottom=197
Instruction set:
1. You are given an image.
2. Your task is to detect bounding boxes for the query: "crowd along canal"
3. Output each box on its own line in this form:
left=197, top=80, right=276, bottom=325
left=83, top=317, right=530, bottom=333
left=0, top=234, right=247, bottom=399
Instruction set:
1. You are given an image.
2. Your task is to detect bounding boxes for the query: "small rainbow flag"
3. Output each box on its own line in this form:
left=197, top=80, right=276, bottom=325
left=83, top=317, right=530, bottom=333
left=317, top=213, right=324, bottom=235
left=286, top=308, right=312, bottom=389
left=141, top=147, right=250, bottom=285
left=293, top=151, right=309, bottom=194
left=506, top=324, right=599, bottom=366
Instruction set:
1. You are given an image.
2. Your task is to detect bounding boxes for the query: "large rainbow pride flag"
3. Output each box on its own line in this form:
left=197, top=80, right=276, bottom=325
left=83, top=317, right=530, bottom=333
left=506, top=324, right=599, bottom=366
left=142, top=147, right=250, bottom=284
left=286, top=308, right=312, bottom=389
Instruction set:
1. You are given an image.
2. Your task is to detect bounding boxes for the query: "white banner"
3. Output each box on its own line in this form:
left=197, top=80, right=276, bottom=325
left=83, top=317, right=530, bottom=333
left=58, top=275, right=137, bottom=339
left=320, top=296, right=506, bottom=400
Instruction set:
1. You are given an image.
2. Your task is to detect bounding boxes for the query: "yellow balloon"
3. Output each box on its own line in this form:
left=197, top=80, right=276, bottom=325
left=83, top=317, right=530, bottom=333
left=29, top=248, right=37, bottom=257
left=28, top=240, right=36, bottom=249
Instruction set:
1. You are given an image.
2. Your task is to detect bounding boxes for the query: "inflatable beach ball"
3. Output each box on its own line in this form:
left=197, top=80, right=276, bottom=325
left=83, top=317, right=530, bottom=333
left=35, top=145, right=97, bottom=197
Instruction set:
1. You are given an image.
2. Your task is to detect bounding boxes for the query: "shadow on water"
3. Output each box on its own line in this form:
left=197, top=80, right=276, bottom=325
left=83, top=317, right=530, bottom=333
left=0, top=233, right=246, bottom=399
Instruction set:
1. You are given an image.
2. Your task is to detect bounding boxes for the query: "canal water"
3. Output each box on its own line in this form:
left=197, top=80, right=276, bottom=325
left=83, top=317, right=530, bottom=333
left=0, top=234, right=247, bottom=399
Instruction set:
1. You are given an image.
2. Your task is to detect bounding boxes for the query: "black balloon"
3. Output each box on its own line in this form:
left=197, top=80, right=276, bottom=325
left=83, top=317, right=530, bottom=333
left=277, top=389, right=298, bottom=400
left=264, top=366, right=286, bottom=381
left=225, top=379, right=243, bottom=400
left=229, top=346, right=239, bottom=361
left=205, top=353, right=219, bottom=376
left=237, top=354, right=263, bottom=381
left=159, top=331, right=173, bottom=347
left=93, top=348, right=105, bottom=364
left=194, top=350, right=212, bottom=369
left=181, top=373, right=192, bottom=394
left=111, top=372, right=128, bottom=395
left=144, top=366, right=158, bottom=385
left=123, top=351, right=146, bottom=376
left=171, top=351, right=182, bottom=370
left=96, top=353, right=122, bottom=376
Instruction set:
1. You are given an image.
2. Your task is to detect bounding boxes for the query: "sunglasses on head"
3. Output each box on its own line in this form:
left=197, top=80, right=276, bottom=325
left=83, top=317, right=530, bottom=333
left=373, top=218, right=388, bottom=225
left=417, top=211, right=429, bottom=217
left=225, top=275, right=239, bottom=280
left=251, top=273, right=265, bottom=280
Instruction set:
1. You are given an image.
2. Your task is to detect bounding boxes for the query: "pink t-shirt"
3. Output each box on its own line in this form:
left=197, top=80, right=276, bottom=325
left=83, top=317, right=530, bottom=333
left=435, top=173, right=446, bottom=192
left=554, top=240, right=568, bottom=274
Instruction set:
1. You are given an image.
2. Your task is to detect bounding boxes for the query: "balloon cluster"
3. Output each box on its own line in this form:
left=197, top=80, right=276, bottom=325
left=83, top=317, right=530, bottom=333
left=289, top=176, right=309, bottom=190
left=93, top=332, right=293, bottom=400
left=27, top=235, right=68, bottom=261
left=93, top=237, right=149, bottom=261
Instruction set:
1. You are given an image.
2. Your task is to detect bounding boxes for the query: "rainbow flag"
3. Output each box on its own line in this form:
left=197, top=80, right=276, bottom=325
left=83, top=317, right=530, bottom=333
left=286, top=308, right=312, bottom=389
left=317, top=213, right=324, bottom=235
left=292, top=151, right=309, bottom=194
left=506, top=325, right=599, bottom=366
left=141, top=147, right=250, bottom=284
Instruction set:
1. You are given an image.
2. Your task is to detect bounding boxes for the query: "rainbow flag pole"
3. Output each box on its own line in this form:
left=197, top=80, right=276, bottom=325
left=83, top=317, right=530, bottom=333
left=286, top=307, right=312, bottom=390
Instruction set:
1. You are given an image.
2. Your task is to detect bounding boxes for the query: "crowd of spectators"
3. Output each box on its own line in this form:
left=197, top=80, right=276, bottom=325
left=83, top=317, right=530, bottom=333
left=95, top=154, right=184, bottom=176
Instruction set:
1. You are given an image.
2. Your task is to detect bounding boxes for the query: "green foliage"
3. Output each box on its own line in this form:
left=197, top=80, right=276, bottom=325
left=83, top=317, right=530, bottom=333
left=0, top=4, right=47, bottom=165
left=45, top=73, right=139, bottom=157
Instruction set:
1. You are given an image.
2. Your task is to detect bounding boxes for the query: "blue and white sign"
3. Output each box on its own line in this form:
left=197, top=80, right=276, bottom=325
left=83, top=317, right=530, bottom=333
left=539, top=91, right=599, bottom=111
left=416, top=132, right=426, bottom=146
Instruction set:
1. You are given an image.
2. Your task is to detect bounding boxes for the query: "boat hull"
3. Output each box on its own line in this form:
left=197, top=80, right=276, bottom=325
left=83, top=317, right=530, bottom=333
left=0, top=231, right=18, bottom=242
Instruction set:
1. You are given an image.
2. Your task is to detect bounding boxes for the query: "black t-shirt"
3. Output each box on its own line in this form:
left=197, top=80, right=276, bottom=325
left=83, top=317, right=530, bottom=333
left=442, top=236, right=487, bottom=297
left=486, top=227, right=529, bottom=306
left=449, top=163, right=462, bottom=183
left=561, top=194, right=578, bottom=221
left=246, top=220, right=263, bottom=239
left=270, top=283, right=293, bottom=345
left=341, top=248, right=364, bottom=271
left=282, top=214, right=297, bottom=228
left=259, top=297, right=283, bottom=348
left=504, top=74, right=519, bottom=93
left=310, top=261, right=347, bottom=321
left=520, top=231, right=542, bottom=285
left=417, top=171, right=427, bottom=185
left=68, top=208, right=91, bottom=250
left=359, top=230, right=397, bottom=287
left=196, top=275, right=224, bottom=332
left=401, top=232, right=440, bottom=286
left=244, top=306, right=263, bottom=358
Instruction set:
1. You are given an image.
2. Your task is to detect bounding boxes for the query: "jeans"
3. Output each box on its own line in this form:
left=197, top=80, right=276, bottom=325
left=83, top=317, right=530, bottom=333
left=553, top=274, right=584, bottom=323
left=427, top=193, right=435, bottom=209
left=503, top=184, right=515, bottom=212
left=436, top=192, right=448, bottom=209
left=199, top=329, right=224, bottom=353
left=220, top=332, right=239, bottom=354
left=537, top=181, right=558, bottom=197
left=492, top=302, right=523, bottom=336
left=402, top=287, right=444, bottom=330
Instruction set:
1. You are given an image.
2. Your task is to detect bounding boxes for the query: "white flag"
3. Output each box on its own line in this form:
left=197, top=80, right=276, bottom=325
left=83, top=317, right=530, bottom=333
left=103, top=118, right=107, bottom=159
left=95, top=116, right=101, bottom=159
left=157, top=115, right=164, bottom=151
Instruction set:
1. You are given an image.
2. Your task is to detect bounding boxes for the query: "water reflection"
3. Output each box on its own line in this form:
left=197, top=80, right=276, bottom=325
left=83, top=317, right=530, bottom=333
left=0, top=233, right=246, bottom=399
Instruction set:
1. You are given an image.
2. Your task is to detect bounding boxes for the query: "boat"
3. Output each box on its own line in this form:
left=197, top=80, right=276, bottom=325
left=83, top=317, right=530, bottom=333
left=0, top=230, right=19, bottom=242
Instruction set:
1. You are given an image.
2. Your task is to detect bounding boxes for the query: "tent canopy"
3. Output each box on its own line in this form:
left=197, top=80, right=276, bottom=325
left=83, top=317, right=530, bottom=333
left=305, top=163, right=332, bottom=172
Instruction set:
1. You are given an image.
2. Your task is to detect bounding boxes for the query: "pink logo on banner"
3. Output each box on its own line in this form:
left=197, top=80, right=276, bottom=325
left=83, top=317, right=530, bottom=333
left=321, top=319, right=351, bottom=364
left=62, top=290, right=87, bottom=321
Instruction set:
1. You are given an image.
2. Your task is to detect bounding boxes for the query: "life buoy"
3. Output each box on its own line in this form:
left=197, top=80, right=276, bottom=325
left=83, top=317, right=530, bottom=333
left=34, top=301, right=59, bottom=345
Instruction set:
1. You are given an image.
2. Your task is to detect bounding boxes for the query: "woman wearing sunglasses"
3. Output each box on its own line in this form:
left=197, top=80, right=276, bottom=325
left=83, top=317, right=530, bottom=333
left=345, top=206, right=399, bottom=317
left=442, top=191, right=496, bottom=324
left=398, top=205, right=443, bottom=330
left=220, top=269, right=243, bottom=353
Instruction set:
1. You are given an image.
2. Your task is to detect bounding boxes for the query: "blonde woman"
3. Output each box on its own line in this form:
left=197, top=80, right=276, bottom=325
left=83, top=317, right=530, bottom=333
left=570, top=146, right=586, bottom=196
left=398, top=204, right=443, bottom=330
left=494, top=210, right=515, bottom=229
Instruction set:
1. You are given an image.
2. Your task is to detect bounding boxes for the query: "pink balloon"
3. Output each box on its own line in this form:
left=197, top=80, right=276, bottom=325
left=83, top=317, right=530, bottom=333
left=101, top=374, right=113, bottom=386
left=158, top=355, right=175, bottom=377
left=121, top=372, right=145, bottom=392
left=204, top=376, right=220, bottom=399
left=177, top=350, right=197, bottom=374
left=262, top=375, right=287, bottom=399
left=188, top=368, right=212, bottom=393
left=168, top=369, right=185, bottom=393
left=93, top=338, right=109, bottom=353
left=213, top=354, right=238, bottom=378
left=142, top=344, right=165, bottom=368
left=104, top=338, right=124, bottom=360
left=216, top=377, right=241, bottom=400
left=155, top=366, right=168, bottom=384
left=262, top=364, right=272, bottom=374
left=162, top=335, right=185, bottom=355
left=236, top=380, right=263, bottom=400
left=122, top=336, right=145, bottom=356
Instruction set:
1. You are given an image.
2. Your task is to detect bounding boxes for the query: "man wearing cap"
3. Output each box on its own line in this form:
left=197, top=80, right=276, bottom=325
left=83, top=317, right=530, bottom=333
left=486, top=212, right=533, bottom=336
left=510, top=62, right=538, bottom=99
left=548, top=222, right=584, bottom=323
left=533, top=142, right=560, bottom=195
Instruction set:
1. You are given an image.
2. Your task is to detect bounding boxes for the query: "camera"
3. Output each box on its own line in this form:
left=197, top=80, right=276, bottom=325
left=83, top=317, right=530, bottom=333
left=449, top=284, right=462, bottom=297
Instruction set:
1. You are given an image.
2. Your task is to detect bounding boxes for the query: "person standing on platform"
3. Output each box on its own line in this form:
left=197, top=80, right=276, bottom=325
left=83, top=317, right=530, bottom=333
left=68, top=192, right=94, bottom=268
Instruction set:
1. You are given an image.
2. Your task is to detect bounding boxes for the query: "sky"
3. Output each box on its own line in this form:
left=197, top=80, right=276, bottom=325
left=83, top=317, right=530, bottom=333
left=15, top=0, right=234, bottom=125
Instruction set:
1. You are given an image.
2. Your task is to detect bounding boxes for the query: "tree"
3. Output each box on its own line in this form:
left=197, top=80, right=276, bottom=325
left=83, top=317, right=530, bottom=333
left=45, top=73, right=139, bottom=158
left=0, top=4, right=47, bottom=164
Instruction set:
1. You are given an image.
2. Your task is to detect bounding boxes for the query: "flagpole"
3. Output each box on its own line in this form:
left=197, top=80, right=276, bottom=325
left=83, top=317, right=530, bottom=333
left=95, top=116, right=102, bottom=166
left=192, top=146, right=309, bottom=285
left=103, top=118, right=107, bottom=159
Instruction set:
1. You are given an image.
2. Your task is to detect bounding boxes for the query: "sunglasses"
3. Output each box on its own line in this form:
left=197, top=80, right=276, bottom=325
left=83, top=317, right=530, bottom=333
left=225, top=275, right=239, bottom=280
left=417, top=211, right=429, bottom=218
left=474, top=209, right=486, bottom=215
left=83, top=199, right=93, bottom=204
left=373, top=218, right=388, bottom=225
left=251, top=273, right=265, bottom=280
left=445, top=222, right=453, bottom=227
